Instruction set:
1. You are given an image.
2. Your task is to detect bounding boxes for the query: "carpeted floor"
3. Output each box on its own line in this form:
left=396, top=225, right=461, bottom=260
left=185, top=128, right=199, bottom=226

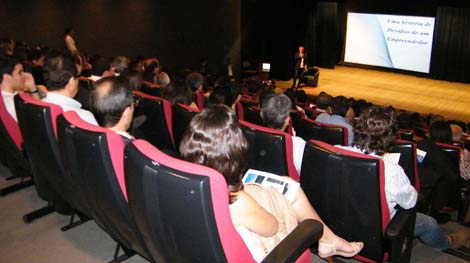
left=1, top=163, right=468, bottom=263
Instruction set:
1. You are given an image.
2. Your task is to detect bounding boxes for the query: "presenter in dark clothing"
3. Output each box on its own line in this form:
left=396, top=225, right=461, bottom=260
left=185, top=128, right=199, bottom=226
left=292, top=45, right=308, bottom=89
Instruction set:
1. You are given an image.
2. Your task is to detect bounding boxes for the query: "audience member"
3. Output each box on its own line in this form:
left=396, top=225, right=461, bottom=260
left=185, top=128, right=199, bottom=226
left=417, top=121, right=460, bottom=223
left=169, top=82, right=198, bottom=110
left=315, top=92, right=332, bottom=113
left=64, top=28, right=78, bottom=55
left=316, top=96, right=354, bottom=145
left=451, top=124, right=470, bottom=180
left=260, top=94, right=305, bottom=175
left=142, top=58, right=160, bottom=83
left=122, top=71, right=143, bottom=91
left=111, top=56, right=130, bottom=76
left=180, top=105, right=363, bottom=262
left=89, top=76, right=134, bottom=141
left=338, top=106, right=468, bottom=250
left=90, top=56, right=115, bottom=81
left=0, top=55, right=40, bottom=122
left=42, top=51, right=97, bottom=125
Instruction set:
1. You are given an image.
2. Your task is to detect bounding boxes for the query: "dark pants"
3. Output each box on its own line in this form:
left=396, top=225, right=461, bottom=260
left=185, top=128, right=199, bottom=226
left=292, top=67, right=305, bottom=88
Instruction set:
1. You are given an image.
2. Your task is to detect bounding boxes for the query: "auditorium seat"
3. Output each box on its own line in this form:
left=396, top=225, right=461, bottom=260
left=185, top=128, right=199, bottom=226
left=244, top=105, right=263, bottom=126
left=132, top=91, right=175, bottom=153
left=236, top=98, right=258, bottom=121
left=0, top=93, right=33, bottom=196
left=239, top=120, right=299, bottom=181
left=303, top=107, right=324, bottom=120
left=15, top=94, right=80, bottom=223
left=436, top=142, right=470, bottom=223
left=124, top=139, right=323, bottom=263
left=57, top=111, right=151, bottom=262
left=300, top=140, right=416, bottom=263
left=293, top=116, right=348, bottom=146
left=391, top=140, right=420, bottom=191
left=172, top=103, right=200, bottom=151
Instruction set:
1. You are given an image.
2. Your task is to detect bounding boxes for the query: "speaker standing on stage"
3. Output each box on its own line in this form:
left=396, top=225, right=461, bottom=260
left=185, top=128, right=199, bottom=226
left=292, top=45, right=307, bottom=89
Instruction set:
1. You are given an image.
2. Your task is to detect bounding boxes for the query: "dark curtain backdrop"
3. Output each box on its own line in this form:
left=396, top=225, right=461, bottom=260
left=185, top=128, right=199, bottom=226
left=0, top=0, right=241, bottom=75
left=430, top=7, right=470, bottom=83
left=304, top=2, right=346, bottom=69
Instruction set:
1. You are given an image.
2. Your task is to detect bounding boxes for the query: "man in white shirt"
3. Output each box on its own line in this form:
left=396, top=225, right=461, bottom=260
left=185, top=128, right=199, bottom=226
left=41, top=52, right=97, bottom=125
left=1, top=56, right=40, bottom=122
left=89, top=76, right=134, bottom=141
left=260, top=93, right=305, bottom=176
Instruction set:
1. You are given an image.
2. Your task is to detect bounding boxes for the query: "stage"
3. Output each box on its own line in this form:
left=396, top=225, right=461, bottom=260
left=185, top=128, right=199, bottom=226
left=276, top=66, right=470, bottom=123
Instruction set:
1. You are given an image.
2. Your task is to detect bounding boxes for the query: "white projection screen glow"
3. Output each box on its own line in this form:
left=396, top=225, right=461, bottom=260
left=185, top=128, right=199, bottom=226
left=344, top=13, right=435, bottom=73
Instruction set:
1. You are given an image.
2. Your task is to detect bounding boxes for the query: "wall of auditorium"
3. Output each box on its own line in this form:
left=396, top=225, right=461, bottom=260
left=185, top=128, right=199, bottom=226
left=0, top=0, right=241, bottom=74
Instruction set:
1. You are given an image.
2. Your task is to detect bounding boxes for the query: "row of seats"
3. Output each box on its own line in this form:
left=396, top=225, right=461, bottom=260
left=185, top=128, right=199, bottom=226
left=2, top=89, right=424, bottom=262
left=1, top=93, right=324, bottom=262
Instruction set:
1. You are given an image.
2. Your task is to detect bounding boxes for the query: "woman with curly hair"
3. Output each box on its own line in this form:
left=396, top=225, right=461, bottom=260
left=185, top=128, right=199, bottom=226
left=338, top=106, right=468, bottom=250
left=179, top=105, right=363, bottom=262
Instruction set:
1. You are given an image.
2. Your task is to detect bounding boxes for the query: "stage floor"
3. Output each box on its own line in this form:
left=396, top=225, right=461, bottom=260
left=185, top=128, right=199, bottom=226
left=276, top=66, right=470, bottom=122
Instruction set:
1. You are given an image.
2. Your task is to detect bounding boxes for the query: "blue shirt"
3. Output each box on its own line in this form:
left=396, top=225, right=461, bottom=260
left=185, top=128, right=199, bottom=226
left=315, top=113, right=354, bottom=145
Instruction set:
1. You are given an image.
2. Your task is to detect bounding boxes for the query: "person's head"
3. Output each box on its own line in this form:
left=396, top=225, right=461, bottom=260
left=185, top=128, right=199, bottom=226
left=180, top=105, right=248, bottom=203
left=261, top=93, right=292, bottom=131
left=65, top=28, right=74, bottom=36
left=284, top=89, right=297, bottom=109
left=143, top=58, right=160, bottom=74
left=91, top=56, right=114, bottom=77
left=298, top=45, right=304, bottom=53
left=296, top=90, right=308, bottom=104
left=155, top=72, right=170, bottom=87
left=89, top=76, right=134, bottom=130
left=186, top=72, right=205, bottom=92
left=316, top=93, right=332, bottom=111
left=44, top=51, right=79, bottom=95
left=0, top=38, right=15, bottom=56
left=122, top=71, right=143, bottom=91
left=353, top=106, right=398, bottom=155
left=430, top=121, right=452, bottom=144
left=208, top=86, right=234, bottom=107
left=331, top=96, right=349, bottom=117
left=29, top=49, right=46, bottom=67
left=112, top=56, right=130, bottom=74
left=450, top=124, right=463, bottom=141
left=0, top=55, right=24, bottom=92
left=170, top=82, right=194, bottom=106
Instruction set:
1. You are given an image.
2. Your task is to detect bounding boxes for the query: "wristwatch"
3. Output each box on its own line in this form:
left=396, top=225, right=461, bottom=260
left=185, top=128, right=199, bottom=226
left=25, top=87, right=39, bottom=94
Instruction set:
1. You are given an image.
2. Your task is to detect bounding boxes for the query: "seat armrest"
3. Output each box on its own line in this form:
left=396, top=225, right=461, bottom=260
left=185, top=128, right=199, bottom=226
left=385, top=207, right=416, bottom=240
left=262, top=219, right=323, bottom=263
left=385, top=207, right=416, bottom=263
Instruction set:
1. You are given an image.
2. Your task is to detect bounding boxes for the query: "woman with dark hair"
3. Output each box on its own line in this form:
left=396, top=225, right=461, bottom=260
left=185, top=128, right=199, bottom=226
left=339, top=106, right=468, bottom=250
left=417, top=121, right=460, bottom=223
left=179, top=105, right=363, bottom=262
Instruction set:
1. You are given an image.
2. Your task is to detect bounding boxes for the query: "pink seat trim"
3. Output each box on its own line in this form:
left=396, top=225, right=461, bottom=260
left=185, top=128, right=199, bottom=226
left=309, top=139, right=391, bottom=261
left=133, top=91, right=175, bottom=145
left=19, top=93, right=63, bottom=138
left=240, top=120, right=300, bottom=181
left=301, top=117, right=348, bottom=146
left=131, top=139, right=256, bottom=263
left=0, top=92, right=23, bottom=150
left=176, top=102, right=200, bottom=113
left=62, top=111, right=128, bottom=200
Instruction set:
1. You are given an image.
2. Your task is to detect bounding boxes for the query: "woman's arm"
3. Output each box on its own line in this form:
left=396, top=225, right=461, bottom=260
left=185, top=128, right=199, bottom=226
left=230, top=190, right=279, bottom=237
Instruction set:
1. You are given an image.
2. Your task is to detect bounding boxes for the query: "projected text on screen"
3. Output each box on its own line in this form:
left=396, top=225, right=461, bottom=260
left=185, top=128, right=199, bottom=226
left=344, top=13, right=435, bottom=73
